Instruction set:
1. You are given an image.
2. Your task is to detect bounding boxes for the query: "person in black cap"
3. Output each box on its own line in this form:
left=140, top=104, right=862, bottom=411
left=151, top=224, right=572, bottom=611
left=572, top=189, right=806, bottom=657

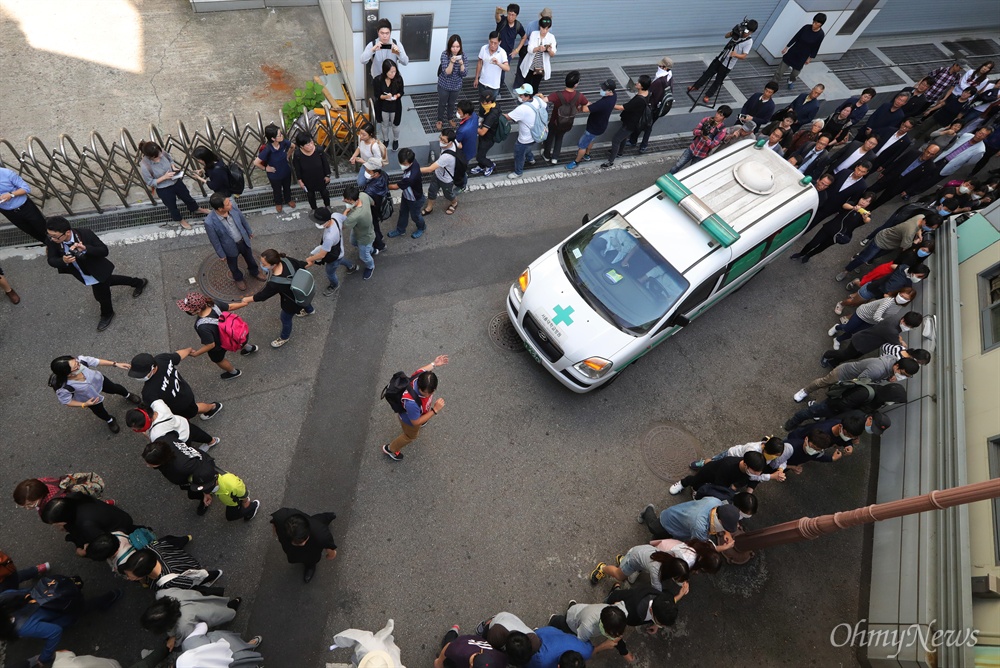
left=128, top=350, right=222, bottom=421
left=565, top=78, right=618, bottom=170
left=44, top=215, right=148, bottom=331
left=269, top=508, right=338, bottom=583
left=305, top=207, right=357, bottom=297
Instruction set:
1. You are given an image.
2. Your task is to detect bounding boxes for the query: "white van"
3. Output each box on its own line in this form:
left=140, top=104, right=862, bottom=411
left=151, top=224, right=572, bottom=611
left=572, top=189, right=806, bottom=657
left=506, top=138, right=819, bottom=392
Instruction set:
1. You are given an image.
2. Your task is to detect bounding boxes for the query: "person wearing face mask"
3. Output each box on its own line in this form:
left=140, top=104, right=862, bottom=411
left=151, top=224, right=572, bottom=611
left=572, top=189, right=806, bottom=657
left=795, top=356, right=919, bottom=404
left=828, top=287, right=916, bottom=348
left=836, top=212, right=941, bottom=282
left=552, top=601, right=630, bottom=663
left=667, top=452, right=768, bottom=496
left=128, top=351, right=222, bottom=421
left=471, top=93, right=501, bottom=178
left=919, top=179, right=976, bottom=214
left=688, top=436, right=792, bottom=486
left=48, top=355, right=142, bottom=433
left=566, top=79, right=617, bottom=170
left=821, top=312, right=923, bottom=367
left=420, top=129, right=460, bottom=215
left=783, top=379, right=907, bottom=432
left=892, top=239, right=935, bottom=269
left=838, top=263, right=930, bottom=315
left=12, top=474, right=107, bottom=516
left=782, top=429, right=841, bottom=474
left=640, top=493, right=754, bottom=548
left=361, top=161, right=389, bottom=254
left=454, top=99, right=479, bottom=183
left=787, top=410, right=871, bottom=449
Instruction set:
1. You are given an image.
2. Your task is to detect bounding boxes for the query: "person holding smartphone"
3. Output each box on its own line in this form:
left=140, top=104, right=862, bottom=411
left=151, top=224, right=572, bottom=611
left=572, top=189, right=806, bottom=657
left=436, top=34, right=467, bottom=131
left=361, top=18, right=409, bottom=81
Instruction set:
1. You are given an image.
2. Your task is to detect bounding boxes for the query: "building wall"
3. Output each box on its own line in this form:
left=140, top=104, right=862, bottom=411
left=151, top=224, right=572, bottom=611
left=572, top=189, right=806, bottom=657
left=957, top=215, right=1000, bottom=647
left=866, top=0, right=1000, bottom=35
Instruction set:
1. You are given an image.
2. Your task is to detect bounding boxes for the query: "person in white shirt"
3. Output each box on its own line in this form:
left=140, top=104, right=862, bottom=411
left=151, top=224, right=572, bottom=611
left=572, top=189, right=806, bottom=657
left=305, top=207, right=356, bottom=296
left=688, top=19, right=758, bottom=104
left=518, top=17, right=556, bottom=98
left=473, top=32, right=510, bottom=102
left=125, top=399, right=218, bottom=451
left=504, top=84, right=547, bottom=178
left=935, top=126, right=993, bottom=177
left=419, top=129, right=459, bottom=215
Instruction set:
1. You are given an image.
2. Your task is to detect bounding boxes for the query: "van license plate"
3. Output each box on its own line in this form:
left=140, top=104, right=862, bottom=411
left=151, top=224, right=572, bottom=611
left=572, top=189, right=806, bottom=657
left=524, top=342, right=542, bottom=364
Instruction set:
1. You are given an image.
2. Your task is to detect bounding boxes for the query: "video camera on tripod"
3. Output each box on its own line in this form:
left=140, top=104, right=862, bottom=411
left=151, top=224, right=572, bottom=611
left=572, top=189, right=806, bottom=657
left=728, top=17, right=757, bottom=44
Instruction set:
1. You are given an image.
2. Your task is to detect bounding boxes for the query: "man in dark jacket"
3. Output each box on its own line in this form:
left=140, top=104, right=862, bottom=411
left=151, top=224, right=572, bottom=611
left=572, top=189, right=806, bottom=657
left=40, top=494, right=137, bottom=549
left=811, top=162, right=871, bottom=230
left=856, top=92, right=911, bottom=141
left=668, top=452, right=768, bottom=496
left=740, top=81, right=779, bottom=130
left=142, top=438, right=218, bottom=509
left=45, top=216, right=147, bottom=331
left=822, top=312, right=924, bottom=367
left=270, top=508, right=338, bottom=583
left=774, top=13, right=827, bottom=88
left=203, top=194, right=260, bottom=291
left=870, top=145, right=943, bottom=210
left=788, top=135, right=832, bottom=179
left=871, top=119, right=916, bottom=172
left=605, top=582, right=683, bottom=639
left=783, top=383, right=907, bottom=431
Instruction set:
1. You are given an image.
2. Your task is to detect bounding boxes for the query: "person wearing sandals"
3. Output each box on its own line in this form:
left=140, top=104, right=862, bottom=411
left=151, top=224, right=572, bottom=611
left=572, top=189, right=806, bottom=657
left=436, top=34, right=467, bottom=132
left=420, top=129, right=459, bottom=216
left=0, top=264, right=19, bottom=304
left=176, top=291, right=258, bottom=379
left=291, top=132, right=332, bottom=210
left=138, top=141, right=210, bottom=230
left=49, top=355, right=142, bottom=434
left=240, top=249, right=315, bottom=347
left=348, top=123, right=387, bottom=188
left=374, top=60, right=405, bottom=151
left=253, top=124, right=295, bottom=213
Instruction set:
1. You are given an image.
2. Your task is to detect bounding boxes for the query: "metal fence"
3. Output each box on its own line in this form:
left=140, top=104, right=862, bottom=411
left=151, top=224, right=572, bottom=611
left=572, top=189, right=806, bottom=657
left=0, top=104, right=363, bottom=217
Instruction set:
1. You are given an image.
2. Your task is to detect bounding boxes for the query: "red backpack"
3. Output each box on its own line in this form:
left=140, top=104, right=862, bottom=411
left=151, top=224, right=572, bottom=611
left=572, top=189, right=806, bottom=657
left=218, top=311, right=250, bottom=351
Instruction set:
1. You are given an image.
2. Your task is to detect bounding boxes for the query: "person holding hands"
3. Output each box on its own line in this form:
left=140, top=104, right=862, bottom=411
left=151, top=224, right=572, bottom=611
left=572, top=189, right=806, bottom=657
left=382, top=355, right=449, bottom=461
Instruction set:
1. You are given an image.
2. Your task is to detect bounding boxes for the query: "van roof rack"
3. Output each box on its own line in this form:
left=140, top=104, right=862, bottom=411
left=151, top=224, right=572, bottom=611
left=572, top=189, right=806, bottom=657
left=655, top=174, right=740, bottom=248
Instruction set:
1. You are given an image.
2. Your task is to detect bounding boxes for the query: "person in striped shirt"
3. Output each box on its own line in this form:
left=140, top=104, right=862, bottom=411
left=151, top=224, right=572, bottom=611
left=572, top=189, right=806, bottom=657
left=829, top=288, right=915, bottom=346
left=119, top=538, right=222, bottom=593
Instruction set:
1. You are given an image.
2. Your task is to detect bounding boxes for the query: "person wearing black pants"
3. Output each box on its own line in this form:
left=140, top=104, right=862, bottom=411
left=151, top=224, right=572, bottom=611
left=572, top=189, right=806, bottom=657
left=688, top=21, right=757, bottom=104
left=49, top=355, right=141, bottom=433
left=270, top=508, right=338, bottom=583
left=600, top=75, right=651, bottom=169
left=0, top=167, right=47, bottom=243
left=291, top=132, right=332, bottom=210
left=45, top=217, right=148, bottom=332
left=791, top=192, right=873, bottom=262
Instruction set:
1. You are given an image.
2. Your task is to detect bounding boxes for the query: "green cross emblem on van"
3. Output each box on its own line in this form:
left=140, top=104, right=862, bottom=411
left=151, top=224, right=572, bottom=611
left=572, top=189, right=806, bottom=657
left=553, top=305, right=575, bottom=326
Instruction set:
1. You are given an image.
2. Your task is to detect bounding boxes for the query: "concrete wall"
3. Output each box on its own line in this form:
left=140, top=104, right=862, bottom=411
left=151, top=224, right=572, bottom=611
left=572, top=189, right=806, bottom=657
left=957, top=211, right=1000, bottom=648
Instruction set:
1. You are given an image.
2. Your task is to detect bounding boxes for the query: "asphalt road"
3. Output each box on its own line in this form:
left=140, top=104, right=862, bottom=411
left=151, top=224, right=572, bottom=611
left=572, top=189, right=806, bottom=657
left=0, top=156, right=878, bottom=667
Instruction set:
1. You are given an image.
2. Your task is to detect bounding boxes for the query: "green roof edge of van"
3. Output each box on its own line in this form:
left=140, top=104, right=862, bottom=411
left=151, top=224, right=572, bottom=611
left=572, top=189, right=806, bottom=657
left=655, top=174, right=740, bottom=248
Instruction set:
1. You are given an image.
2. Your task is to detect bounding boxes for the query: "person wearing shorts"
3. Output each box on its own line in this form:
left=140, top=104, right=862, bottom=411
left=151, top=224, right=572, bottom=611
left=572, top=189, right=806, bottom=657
left=176, top=292, right=257, bottom=381
left=565, top=78, right=617, bottom=170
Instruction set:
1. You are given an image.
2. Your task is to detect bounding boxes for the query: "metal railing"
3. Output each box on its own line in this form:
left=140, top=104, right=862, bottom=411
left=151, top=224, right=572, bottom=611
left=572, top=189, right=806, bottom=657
left=0, top=104, right=364, bottom=217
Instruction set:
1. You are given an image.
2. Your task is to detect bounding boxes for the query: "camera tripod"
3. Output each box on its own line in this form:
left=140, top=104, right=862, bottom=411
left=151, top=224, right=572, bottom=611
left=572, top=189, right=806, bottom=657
left=686, top=36, right=745, bottom=113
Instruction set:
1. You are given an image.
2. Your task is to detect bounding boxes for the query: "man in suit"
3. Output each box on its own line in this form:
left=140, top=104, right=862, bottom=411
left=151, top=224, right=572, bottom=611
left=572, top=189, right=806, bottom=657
left=855, top=91, right=910, bottom=141
left=204, top=193, right=260, bottom=291
left=828, top=135, right=879, bottom=175
left=788, top=134, right=832, bottom=178
left=870, top=119, right=915, bottom=172
left=934, top=126, right=993, bottom=177
left=810, top=161, right=870, bottom=230
left=870, top=144, right=942, bottom=210
left=45, top=216, right=147, bottom=331
left=269, top=507, right=338, bottom=583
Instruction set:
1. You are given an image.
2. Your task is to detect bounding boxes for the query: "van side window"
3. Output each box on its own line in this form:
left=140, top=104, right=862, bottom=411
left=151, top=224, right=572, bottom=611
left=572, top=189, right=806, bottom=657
left=676, top=270, right=724, bottom=316
left=765, top=212, right=812, bottom=256
left=722, top=241, right=767, bottom=287
left=721, top=211, right=813, bottom=287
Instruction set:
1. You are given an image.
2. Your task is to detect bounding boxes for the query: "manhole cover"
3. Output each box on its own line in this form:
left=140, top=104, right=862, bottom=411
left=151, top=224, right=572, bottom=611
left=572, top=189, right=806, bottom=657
left=488, top=312, right=526, bottom=353
left=715, top=550, right=768, bottom=596
left=641, top=423, right=704, bottom=481
left=196, top=254, right=268, bottom=303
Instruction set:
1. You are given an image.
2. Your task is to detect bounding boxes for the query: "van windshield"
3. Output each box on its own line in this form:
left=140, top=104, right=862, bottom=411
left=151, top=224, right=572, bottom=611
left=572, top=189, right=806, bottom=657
left=560, top=212, right=689, bottom=335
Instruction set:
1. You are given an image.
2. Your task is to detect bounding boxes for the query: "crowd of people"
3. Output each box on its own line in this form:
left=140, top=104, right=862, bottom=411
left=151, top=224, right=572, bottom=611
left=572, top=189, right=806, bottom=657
left=2, top=5, right=1000, bottom=668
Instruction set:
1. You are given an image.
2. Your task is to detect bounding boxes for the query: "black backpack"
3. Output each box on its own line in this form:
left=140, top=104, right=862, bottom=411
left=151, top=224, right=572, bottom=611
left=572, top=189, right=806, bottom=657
left=636, top=97, right=654, bottom=131
left=381, top=372, right=419, bottom=414
left=227, top=162, right=246, bottom=195
left=442, top=149, right=468, bottom=185
left=826, top=379, right=876, bottom=402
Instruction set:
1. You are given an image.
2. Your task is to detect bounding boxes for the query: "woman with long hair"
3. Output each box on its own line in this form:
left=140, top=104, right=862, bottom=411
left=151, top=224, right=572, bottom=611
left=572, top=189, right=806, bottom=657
left=374, top=59, right=405, bottom=150
left=348, top=122, right=386, bottom=188
left=191, top=146, right=232, bottom=197
left=138, top=140, right=211, bottom=230
left=49, top=355, right=141, bottom=433
left=436, top=34, right=467, bottom=131
left=238, top=249, right=315, bottom=348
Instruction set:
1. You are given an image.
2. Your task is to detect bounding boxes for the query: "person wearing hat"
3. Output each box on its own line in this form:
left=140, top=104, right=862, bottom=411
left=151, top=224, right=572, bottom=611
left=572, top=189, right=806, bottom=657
left=639, top=494, right=755, bottom=548
left=128, top=351, right=222, bottom=421
left=175, top=291, right=257, bottom=380
left=505, top=83, right=545, bottom=179
left=189, top=467, right=259, bottom=521
left=566, top=79, right=618, bottom=170
left=518, top=13, right=555, bottom=96
left=306, top=207, right=357, bottom=296
left=48, top=354, right=142, bottom=433
left=44, top=215, right=148, bottom=332
left=340, top=185, right=377, bottom=280
left=269, top=507, right=338, bottom=583
left=600, top=74, right=651, bottom=169
left=125, top=398, right=218, bottom=451
left=420, top=128, right=460, bottom=214
left=775, top=13, right=827, bottom=89
left=141, top=437, right=219, bottom=513
left=203, top=194, right=261, bottom=292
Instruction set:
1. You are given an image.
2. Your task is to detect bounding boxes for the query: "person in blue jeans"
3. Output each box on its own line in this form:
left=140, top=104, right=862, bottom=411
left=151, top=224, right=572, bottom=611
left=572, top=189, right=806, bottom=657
left=241, top=249, right=315, bottom=348
left=306, top=208, right=357, bottom=296
left=341, top=185, right=377, bottom=280
left=505, top=83, right=541, bottom=179
left=388, top=148, right=427, bottom=239
left=0, top=554, right=49, bottom=594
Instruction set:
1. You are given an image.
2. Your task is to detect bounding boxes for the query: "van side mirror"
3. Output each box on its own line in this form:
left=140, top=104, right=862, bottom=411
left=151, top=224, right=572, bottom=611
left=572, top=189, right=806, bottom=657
left=581, top=213, right=590, bottom=227
left=667, top=314, right=691, bottom=328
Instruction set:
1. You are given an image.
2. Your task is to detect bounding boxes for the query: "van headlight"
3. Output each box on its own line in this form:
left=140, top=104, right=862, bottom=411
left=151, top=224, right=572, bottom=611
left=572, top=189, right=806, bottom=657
left=513, top=269, right=530, bottom=299
left=573, top=357, right=613, bottom=379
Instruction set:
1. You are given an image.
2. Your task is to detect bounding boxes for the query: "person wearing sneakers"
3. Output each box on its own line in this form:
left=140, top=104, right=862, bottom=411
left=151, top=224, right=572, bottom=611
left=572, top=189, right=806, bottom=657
left=0, top=551, right=50, bottom=594
left=835, top=212, right=941, bottom=282
left=601, top=74, right=651, bottom=169
left=119, top=540, right=222, bottom=593
left=420, top=129, right=460, bottom=216
left=667, top=451, right=768, bottom=496
left=821, top=312, right=923, bottom=367
left=388, top=148, right=428, bottom=238
left=125, top=400, right=218, bottom=452
left=142, top=438, right=219, bottom=514
left=638, top=494, right=753, bottom=547
left=795, top=356, right=919, bottom=405
left=270, top=508, right=339, bottom=583
left=203, top=194, right=261, bottom=292
left=471, top=93, right=502, bottom=178
left=543, top=70, right=588, bottom=165
left=688, top=435, right=792, bottom=486
left=49, top=354, right=142, bottom=434
left=826, top=288, right=915, bottom=355
left=189, top=468, right=259, bottom=522
left=306, top=207, right=358, bottom=296
left=45, top=216, right=148, bottom=332
left=129, top=351, right=222, bottom=421
left=240, top=249, right=317, bottom=347
left=340, top=186, right=377, bottom=280
left=782, top=382, right=907, bottom=432
left=589, top=543, right=690, bottom=593
left=524, top=628, right=590, bottom=668
left=0, top=264, right=19, bottom=304
left=560, top=601, right=631, bottom=662
left=505, top=83, right=545, bottom=179
left=433, top=626, right=507, bottom=668
left=566, top=79, right=617, bottom=170
left=382, top=354, right=449, bottom=461
left=475, top=611, right=539, bottom=662
left=175, top=291, right=257, bottom=380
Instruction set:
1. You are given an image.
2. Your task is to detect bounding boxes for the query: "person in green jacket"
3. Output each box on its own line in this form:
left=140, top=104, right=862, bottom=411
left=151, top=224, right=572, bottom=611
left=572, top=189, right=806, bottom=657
left=341, top=184, right=376, bottom=281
